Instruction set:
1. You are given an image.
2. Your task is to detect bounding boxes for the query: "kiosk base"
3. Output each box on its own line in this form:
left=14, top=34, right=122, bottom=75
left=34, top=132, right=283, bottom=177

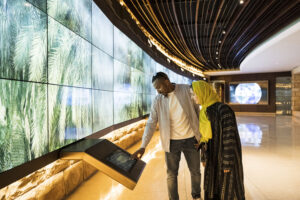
left=60, top=139, right=146, bottom=190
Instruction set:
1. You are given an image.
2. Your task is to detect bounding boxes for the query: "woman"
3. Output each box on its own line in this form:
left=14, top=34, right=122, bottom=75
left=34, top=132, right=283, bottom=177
left=192, top=81, right=245, bottom=200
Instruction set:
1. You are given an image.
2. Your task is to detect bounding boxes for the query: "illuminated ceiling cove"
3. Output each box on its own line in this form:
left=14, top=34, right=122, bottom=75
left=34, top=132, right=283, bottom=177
left=112, top=0, right=299, bottom=75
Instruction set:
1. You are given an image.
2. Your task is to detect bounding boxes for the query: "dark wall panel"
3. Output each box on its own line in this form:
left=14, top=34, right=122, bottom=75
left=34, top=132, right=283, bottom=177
left=209, top=72, right=291, bottom=113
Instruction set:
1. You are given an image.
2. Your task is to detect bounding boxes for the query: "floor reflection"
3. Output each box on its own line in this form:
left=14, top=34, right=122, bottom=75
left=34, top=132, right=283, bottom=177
left=238, top=123, right=264, bottom=147
left=67, top=114, right=300, bottom=200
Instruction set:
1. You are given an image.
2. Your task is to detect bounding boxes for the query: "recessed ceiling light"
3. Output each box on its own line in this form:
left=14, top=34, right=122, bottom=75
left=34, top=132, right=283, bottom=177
left=240, top=0, right=244, bottom=4
left=218, top=40, right=222, bottom=44
left=222, top=30, right=226, bottom=34
left=216, top=52, right=219, bottom=55
left=216, top=57, right=219, bottom=59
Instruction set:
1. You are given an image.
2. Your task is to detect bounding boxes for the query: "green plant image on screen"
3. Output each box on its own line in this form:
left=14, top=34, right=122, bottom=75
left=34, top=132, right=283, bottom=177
left=0, top=0, right=193, bottom=175
left=0, top=0, right=47, bottom=82
left=131, top=94, right=143, bottom=119
left=114, top=27, right=130, bottom=65
left=142, top=52, right=151, bottom=73
left=26, top=0, right=47, bottom=12
left=114, top=92, right=133, bottom=124
left=92, top=46, right=114, bottom=91
left=48, top=85, right=92, bottom=151
left=0, top=80, right=47, bottom=173
left=142, top=94, right=152, bottom=115
left=114, top=60, right=131, bottom=92
left=47, top=0, right=92, bottom=42
left=128, top=42, right=143, bottom=71
left=92, top=2, right=113, bottom=56
left=93, top=90, right=113, bottom=133
left=48, top=17, right=91, bottom=88
left=131, top=68, right=145, bottom=93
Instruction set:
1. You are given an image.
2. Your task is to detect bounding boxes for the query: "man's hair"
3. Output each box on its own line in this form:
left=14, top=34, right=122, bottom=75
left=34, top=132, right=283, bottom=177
left=152, top=72, right=169, bottom=83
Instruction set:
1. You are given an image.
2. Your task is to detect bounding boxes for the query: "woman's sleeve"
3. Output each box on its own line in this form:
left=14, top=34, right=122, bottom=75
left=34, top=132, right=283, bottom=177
left=221, top=106, right=238, bottom=170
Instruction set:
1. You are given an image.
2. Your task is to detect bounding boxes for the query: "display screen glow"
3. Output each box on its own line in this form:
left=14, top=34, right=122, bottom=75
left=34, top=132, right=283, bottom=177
left=229, top=81, right=268, bottom=105
left=0, top=0, right=192, bottom=173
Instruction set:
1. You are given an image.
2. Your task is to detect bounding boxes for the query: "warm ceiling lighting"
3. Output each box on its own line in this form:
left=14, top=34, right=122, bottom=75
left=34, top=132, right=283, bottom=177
left=216, top=52, right=219, bottom=55
left=222, top=30, right=226, bottom=34
left=117, top=0, right=204, bottom=77
left=148, top=39, right=152, bottom=47
left=240, top=0, right=244, bottom=4
left=218, top=40, right=222, bottom=44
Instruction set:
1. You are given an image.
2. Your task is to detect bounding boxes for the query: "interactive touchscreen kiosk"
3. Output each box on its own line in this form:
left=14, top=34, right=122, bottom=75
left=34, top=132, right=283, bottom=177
left=60, top=139, right=146, bottom=190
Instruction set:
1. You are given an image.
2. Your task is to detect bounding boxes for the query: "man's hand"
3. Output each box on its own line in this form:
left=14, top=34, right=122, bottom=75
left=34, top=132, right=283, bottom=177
left=194, top=142, right=200, bottom=151
left=131, top=148, right=145, bottom=160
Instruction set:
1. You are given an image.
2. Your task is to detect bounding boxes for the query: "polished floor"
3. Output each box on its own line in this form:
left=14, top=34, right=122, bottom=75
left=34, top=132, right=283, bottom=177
left=67, top=114, right=300, bottom=200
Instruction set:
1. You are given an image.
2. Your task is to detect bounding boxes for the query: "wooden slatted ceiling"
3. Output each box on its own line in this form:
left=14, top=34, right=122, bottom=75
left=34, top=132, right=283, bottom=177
left=121, top=0, right=300, bottom=72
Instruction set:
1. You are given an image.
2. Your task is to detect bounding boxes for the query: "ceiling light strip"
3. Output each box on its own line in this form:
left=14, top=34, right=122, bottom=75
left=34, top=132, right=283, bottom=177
left=218, top=0, right=249, bottom=67
left=120, top=0, right=205, bottom=76
left=228, top=1, right=276, bottom=67
left=225, top=0, right=261, bottom=66
left=194, top=0, right=207, bottom=65
left=231, top=1, right=299, bottom=67
left=170, top=0, right=205, bottom=65
left=209, top=0, right=225, bottom=68
left=158, top=0, right=196, bottom=63
left=152, top=0, right=189, bottom=58
left=137, top=0, right=204, bottom=68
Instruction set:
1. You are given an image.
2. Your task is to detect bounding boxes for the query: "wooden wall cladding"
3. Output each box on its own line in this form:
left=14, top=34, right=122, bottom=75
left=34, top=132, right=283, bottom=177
left=209, top=72, right=291, bottom=112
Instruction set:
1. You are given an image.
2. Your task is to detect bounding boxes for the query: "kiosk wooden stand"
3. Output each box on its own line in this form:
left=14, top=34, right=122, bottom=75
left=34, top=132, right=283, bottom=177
left=60, top=139, right=146, bottom=190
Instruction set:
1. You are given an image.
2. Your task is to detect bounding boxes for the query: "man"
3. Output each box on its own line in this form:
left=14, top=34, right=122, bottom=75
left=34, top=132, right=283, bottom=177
left=132, top=72, right=202, bottom=200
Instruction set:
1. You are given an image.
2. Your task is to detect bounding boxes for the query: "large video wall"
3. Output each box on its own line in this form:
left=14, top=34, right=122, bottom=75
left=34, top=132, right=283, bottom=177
left=0, top=0, right=192, bottom=173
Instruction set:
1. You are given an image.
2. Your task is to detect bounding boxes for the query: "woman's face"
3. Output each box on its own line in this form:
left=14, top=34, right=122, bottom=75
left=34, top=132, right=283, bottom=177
left=190, top=88, right=200, bottom=104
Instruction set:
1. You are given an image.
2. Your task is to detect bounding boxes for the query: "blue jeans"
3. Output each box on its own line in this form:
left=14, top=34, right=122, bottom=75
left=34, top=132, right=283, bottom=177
left=165, top=137, right=201, bottom=200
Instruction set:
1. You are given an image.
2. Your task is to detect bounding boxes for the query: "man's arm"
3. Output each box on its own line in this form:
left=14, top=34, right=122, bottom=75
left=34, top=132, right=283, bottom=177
left=132, top=98, right=158, bottom=159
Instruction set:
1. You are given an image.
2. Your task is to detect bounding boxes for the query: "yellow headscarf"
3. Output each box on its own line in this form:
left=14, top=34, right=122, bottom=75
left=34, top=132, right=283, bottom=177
left=192, top=81, right=220, bottom=143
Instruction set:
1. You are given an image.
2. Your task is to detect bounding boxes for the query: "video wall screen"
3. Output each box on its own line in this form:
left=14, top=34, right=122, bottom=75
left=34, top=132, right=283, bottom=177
left=92, top=1, right=113, bottom=56
left=0, top=0, right=47, bottom=82
left=47, top=0, right=92, bottom=42
left=93, top=90, right=113, bottom=132
left=229, top=81, right=268, bottom=105
left=48, top=17, right=92, bottom=88
left=92, top=46, right=114, bottom=91
left=48, top=85, right=92, bottom=151
left=0, top=79, right=47, bottom=173
left=0, top=0, right=193, bottom=174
